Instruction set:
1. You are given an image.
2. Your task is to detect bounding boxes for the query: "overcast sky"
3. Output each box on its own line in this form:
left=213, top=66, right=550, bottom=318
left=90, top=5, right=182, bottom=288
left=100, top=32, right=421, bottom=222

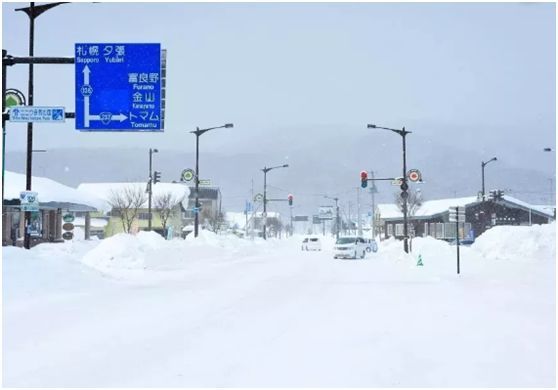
left=2, top=2, right=556, bottom=168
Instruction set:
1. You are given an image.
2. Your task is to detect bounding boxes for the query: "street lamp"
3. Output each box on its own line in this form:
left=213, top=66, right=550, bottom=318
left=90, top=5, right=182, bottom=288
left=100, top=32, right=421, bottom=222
left=16, top=2, right=68, bottom=249
left=261, top=164, right=288, bottom=240
left=367, top=123, right=412, bottom=253
left=190, top=123, right=233, bottom=237
left=543, top=148, right=555, bottom=206
left=324, top=195, right=340, bottom=240
left=147, top=148, right=158, bottom=231
left=481, top=157, right=497, bottom=200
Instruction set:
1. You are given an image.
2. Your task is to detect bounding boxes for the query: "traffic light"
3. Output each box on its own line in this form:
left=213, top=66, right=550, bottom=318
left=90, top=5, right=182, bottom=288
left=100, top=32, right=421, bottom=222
left=360, top=171, right=368, bottom=188
left=153, top=171, right=161, bottom=184
left=288, top=194, right=293, bottom=206
left=400, top=181, right=409, bottom=192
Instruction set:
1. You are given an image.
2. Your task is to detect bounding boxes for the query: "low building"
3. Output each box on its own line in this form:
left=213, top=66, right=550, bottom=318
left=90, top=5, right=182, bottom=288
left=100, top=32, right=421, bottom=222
left=3, top=171, right=104, bottom=247
left=77, top=182, right=190, bottom=238
left=183, top=186, right=222, bottom=230
left=377, top=194, right=554, bottom=241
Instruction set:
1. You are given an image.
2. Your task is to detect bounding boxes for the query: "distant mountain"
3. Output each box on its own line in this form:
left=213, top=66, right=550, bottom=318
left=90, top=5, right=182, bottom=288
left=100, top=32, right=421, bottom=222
left=5, top=128, right=554, bottom=217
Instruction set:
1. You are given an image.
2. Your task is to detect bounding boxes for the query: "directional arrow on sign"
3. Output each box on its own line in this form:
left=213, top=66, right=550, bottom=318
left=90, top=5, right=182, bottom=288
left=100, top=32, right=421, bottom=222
left=82, top=65, right=128, bottom=128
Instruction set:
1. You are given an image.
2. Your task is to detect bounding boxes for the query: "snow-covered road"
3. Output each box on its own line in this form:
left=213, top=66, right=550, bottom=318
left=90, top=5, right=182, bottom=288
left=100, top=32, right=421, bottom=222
left=2, top=225, right=555, bottom=387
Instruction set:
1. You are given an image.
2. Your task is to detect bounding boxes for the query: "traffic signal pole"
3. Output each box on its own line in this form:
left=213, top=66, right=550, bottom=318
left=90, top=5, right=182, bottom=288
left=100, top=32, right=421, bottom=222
left=401, top=129, right=409, bottom=253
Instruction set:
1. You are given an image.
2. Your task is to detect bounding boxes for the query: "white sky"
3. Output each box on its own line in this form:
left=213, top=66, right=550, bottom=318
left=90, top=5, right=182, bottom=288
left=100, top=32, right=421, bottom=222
left=2, top=2, right=555, bottom=154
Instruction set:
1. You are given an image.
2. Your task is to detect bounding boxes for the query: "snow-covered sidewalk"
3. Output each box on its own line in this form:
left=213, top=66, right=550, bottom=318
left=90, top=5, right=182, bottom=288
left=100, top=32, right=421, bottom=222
left=2, top=225, right=555, bottom=387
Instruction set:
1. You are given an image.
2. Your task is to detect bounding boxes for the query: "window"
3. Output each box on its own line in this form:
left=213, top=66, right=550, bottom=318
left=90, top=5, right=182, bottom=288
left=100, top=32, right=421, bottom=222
left=395, top=224, right=404, bottom=237
left=387, top=224, right=393, bottom=237
left=138, top=212, right=151, bottom=220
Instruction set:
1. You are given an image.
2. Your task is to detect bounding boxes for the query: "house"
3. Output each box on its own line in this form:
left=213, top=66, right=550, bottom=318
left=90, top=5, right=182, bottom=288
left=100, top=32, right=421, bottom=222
left=184, top=186, right=222, bottom=228
left=376, top=193, right=554, bottom=241
left=3, top=171, right=105, bottom=247
left=77, top=182, right=190, bottom=238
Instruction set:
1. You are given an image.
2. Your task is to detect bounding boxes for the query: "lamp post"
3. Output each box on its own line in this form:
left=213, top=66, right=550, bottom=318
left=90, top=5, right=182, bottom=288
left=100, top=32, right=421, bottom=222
left=147, top=148, right=158, bottom=231
left=190, top=123, right=233, bottom=237
left=16, top=2, right=68, bottom=249
left=367, top=124, right=412, bottom=253
left=543, top=148, right=555, bottom=207
left=481, top=157, right=497, bottom=200
left=261, top=164, right=288, bottom=240
left=324, top=195, right=340, bottom=240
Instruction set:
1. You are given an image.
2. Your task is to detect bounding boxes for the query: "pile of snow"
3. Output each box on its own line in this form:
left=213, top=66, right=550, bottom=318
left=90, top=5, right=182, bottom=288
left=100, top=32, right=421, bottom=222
left=80, top=230, right=293, bottom=278
left=473, top=223, right=555, bottom=262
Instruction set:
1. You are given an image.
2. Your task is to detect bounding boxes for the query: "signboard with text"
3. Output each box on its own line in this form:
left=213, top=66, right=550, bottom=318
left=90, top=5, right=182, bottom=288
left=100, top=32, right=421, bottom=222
left=10, top=106, right=65, bottom=122
left=75, top=43, right=162, bottom=131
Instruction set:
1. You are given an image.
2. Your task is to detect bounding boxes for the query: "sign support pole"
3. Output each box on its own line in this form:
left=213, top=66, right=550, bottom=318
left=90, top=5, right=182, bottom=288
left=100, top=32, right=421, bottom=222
left=456, top=206, right=461, bottom=274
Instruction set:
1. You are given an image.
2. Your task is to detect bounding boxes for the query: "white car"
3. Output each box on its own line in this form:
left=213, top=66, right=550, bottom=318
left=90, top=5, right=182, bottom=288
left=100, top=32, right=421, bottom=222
left=301, top=236, right=322, bottom=251
left=333, top=236, right=368, bottom=259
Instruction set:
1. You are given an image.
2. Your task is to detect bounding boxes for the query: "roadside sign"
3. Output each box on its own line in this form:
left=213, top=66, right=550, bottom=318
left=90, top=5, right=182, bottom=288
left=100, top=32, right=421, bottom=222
left=75, top=43, right=162, bottom=131
left=294, top=215, right=309, bottom=222
left=254, top=193, right=263, bottom=202
left=199, top=179, right=211, bottom=186
left=407, top=169, right=422, bottom=182
left=449, top=206, right=466, bottom=222
left=19, top=191, right=39, bottom=212
left=62, top=213, right=75, bottom=223
left=62, top=222, right=74, bottom=231
left=181, top=169, right=195, bottom=182
left=5, top=89, right=26, bottom=107
left=62, top=231, right=74, bottom=240
left=312, top=215, right=321, bottom=224
left=9, top=106, right=65, bottom=122
left=391, top=177, right=403, bottom=186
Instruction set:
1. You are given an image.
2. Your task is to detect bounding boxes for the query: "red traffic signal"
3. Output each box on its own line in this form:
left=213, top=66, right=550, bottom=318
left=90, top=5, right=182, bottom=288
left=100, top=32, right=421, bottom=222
left=360, top=170, right=368, bottom=188
left=288, top=194, right=293, bottom=206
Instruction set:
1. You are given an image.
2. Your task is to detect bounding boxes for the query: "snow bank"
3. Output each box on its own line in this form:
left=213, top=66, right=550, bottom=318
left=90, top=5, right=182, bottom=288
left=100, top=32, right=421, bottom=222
left=473, top=222, right=556, bottom=262
left=80, top=230, right=291, bottom=278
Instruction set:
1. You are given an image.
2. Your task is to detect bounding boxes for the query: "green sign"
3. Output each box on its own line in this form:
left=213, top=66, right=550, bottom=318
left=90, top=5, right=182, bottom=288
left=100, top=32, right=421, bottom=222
left=199, top=179, right=211, bottom=186
left=5, top=89, right=26, bottom=108
left=63, top=213, right=75, bottom=223
left=181, top=168, right=194, bottom=182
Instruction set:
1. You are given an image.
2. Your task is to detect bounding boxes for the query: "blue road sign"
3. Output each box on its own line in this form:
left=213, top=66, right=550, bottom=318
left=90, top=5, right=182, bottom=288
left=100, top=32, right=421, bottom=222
left=75, top=43, right=162, bottom=131
left=9, top=106, right=65, bottom=123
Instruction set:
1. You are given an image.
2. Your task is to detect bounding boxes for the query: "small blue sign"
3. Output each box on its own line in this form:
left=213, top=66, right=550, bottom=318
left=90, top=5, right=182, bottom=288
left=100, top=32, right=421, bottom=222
left=9, top=106, right=65, bottom=123
left=75, top=43, right=162, bottom=131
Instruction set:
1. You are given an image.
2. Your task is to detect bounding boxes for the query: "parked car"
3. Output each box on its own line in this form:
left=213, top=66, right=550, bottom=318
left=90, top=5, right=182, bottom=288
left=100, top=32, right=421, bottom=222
left=333, top=236, right=368, bottom=259
left=365, top=238, right=378, bottom=253
left=301, top=236, right=322, bottom=251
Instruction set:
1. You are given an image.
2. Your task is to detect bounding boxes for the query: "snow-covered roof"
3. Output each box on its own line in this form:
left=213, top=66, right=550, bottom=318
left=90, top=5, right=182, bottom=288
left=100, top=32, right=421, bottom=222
left=377, top=196, right=478, bottom=220
left=4, top=171, right=105, bottom=211
left=377, top=194, right=555, bottom=220
left=502, top=196, right=555, bottom=217
left=77, top=182, right=190, bottom=211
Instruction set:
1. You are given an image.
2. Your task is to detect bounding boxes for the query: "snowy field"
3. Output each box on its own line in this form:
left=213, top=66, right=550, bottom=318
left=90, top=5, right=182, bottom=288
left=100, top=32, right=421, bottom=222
left=2, top=224, right=556, bottom=387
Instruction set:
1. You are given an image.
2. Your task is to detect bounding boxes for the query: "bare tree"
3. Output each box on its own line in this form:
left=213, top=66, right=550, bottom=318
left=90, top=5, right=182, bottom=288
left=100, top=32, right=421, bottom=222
left=202, top=208, right=227, bottom=234
left=394, top=189, right=423, bottom=217
left=154, top=192, right=184, bottom=232
left=107, top=185, right=147, bottom=233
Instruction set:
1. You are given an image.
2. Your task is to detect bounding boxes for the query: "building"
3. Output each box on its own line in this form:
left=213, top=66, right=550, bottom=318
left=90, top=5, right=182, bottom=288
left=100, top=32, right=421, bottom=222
left=377, top=193, right=554, bottom=241
left=184, top=186, right=222, bottom=229
left=3, top=171, right=105, bottom=247
left=78, top=182, right=190, bottom=238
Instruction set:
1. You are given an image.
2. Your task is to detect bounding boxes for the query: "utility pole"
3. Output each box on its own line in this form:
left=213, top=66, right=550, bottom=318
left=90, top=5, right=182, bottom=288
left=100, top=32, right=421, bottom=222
left=348, top=201, right=352, bottom=235
left=357, top=187, right=362, bottom=236
left=147, top=148, right=158, bottom=231
left=370, top=170, right=376, bottom=239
